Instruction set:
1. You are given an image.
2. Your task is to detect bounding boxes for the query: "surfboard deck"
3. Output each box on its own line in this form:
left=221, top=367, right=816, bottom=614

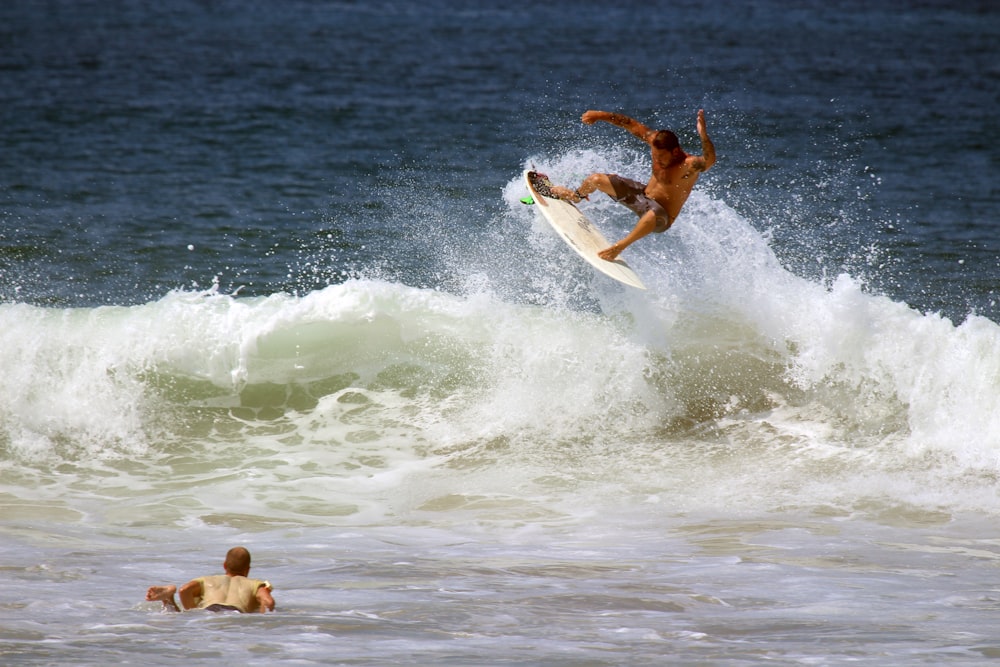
left=523, top=170, right=646, bottom=290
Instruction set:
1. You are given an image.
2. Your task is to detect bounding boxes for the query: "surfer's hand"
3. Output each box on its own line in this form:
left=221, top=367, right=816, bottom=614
left=697, top=109, right=707, bottom=134
left=581, top=110, right=602, bottom=125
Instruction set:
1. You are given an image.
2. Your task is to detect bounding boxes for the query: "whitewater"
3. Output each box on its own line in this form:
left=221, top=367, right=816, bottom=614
left=5, top=156, right=1000, bottom=495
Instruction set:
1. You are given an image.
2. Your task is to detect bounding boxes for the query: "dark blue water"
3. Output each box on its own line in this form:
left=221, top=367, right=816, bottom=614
left=2, top=1, right=997, bottom=318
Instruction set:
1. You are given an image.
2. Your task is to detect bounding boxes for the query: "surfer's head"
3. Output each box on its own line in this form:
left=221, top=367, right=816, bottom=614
left=224, top=546, right=252, bottom=576
left=652, top=130, right=680, bottom=151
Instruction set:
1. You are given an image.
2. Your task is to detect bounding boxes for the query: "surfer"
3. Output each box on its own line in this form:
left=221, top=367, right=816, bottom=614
left=551, top=109, right=715, bottom=261
left=145, top=546, right=275, bottom=613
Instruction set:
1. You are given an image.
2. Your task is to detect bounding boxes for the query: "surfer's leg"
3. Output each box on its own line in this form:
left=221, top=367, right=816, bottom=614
left=551, top=174, right=615, bottom=202
left=146, top=585, right=181, bottom=612
left=579, top=173, right=615, bottom=198
left=598, top=210, right=658, bottom=261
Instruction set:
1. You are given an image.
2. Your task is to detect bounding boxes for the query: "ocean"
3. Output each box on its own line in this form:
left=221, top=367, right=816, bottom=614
left=1, top=1, right=999, bottom=664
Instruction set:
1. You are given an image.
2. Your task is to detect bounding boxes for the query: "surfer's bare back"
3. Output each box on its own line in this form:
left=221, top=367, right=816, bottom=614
left=551, top=109, right=716, bottom=261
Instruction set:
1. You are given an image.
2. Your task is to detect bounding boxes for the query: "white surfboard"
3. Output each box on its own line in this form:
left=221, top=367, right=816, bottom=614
left=523, top=170, right=646, bottom=290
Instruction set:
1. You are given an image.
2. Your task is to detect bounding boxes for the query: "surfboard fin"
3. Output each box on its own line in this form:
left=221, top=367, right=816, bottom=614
left=520, top=195, right=535, bottom=205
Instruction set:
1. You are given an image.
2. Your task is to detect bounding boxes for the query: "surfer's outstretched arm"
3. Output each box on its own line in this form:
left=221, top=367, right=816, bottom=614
left=581, top=110, right=656, bottom=143
left=694, top=109, right=716, bottom=171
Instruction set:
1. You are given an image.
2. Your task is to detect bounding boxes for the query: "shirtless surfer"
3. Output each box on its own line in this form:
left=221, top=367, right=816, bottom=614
left=551, top=109, right=716, bottom=261
left=145, top=546, right=275, bottom=613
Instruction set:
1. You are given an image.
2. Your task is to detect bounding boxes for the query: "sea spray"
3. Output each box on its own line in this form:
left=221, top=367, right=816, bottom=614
left=3, top=179, right=1000, bottom=522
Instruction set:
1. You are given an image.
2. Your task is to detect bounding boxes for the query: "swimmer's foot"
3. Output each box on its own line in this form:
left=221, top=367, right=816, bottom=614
left=598, top=244, right=623, bottom=262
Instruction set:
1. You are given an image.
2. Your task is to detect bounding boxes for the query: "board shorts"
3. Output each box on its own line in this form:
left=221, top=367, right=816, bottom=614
left=607, top=175, right=674, bottom=233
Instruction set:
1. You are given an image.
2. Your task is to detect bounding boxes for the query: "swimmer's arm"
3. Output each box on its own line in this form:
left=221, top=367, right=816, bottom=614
left=177, top=579, right=203, bottom=611
left=256, top=583, right=275, bottom=612
left=581, top=110, right=654, bottom=142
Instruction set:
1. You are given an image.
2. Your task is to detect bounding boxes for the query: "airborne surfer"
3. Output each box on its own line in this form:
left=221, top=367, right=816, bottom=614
left=550, top=109, right=716, bottom=261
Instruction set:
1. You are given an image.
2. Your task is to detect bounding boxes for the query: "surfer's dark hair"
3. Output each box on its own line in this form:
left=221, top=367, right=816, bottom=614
left=652, top=130, right=679, bottom=151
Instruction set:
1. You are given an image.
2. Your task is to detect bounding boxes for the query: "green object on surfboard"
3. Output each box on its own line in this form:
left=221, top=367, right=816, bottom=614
left=520, top=195, right=535, bottom=205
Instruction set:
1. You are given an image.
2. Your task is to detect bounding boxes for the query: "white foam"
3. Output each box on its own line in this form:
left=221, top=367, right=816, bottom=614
left=3, top=182, right=1000, bottom=518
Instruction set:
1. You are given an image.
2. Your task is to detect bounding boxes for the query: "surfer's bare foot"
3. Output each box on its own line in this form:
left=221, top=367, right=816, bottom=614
left=598, top=244, right=623, bottom=261
left=550, top=186, right=582, bottom=202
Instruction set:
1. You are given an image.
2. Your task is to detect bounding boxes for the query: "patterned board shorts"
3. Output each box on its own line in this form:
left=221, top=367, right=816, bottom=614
left=607, top=175, right=674, bottom=232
